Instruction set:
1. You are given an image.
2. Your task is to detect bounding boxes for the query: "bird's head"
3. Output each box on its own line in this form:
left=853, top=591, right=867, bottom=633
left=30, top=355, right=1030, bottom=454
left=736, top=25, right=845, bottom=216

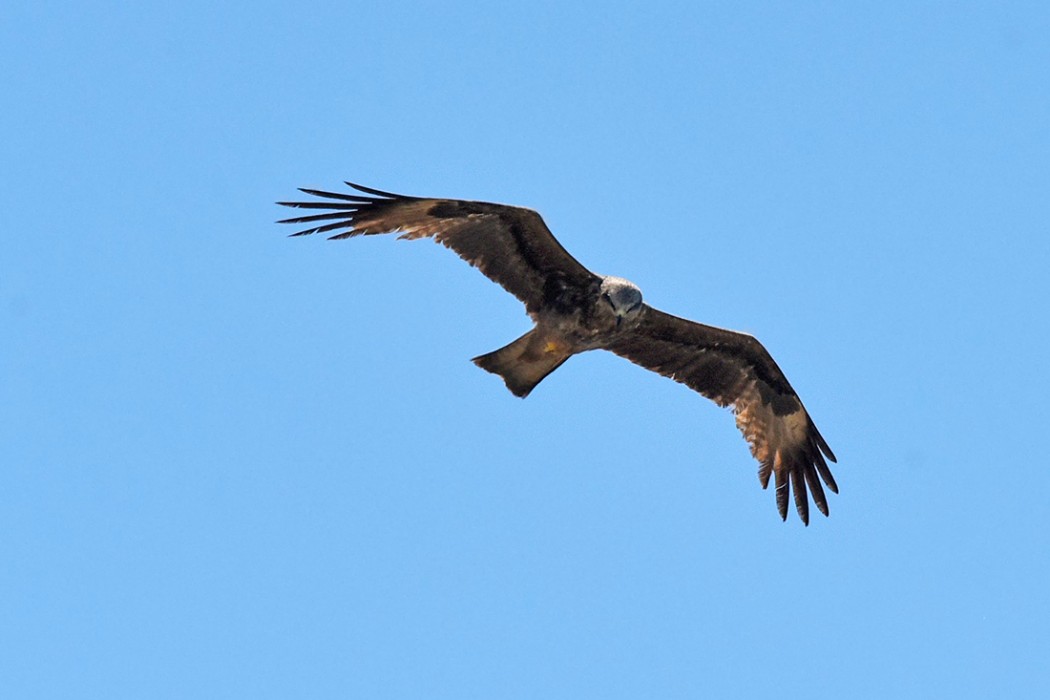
left=599, top=276, right=644, bottom=327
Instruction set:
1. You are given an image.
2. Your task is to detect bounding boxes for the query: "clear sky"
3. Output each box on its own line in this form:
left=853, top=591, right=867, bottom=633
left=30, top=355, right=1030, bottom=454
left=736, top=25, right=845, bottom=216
left=3, top=1, right=1049, bottom=697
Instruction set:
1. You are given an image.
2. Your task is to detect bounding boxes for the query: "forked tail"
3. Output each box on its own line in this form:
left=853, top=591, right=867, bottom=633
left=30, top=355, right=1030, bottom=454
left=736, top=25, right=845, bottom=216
left=472, top=329, right=572, bottom=398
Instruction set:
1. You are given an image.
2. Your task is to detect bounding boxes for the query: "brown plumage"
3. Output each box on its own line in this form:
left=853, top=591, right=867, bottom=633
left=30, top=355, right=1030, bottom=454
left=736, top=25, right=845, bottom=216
left=277, top=181, right=839, bottom=524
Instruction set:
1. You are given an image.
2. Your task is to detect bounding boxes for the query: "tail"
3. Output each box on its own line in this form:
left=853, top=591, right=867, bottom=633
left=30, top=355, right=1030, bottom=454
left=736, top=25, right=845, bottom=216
left=472, top=329, right=572, bottom=398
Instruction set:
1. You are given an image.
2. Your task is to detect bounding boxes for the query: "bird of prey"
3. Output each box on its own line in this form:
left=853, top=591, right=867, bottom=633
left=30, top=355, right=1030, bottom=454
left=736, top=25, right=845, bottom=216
left=277, top=181, right=838, bottom=524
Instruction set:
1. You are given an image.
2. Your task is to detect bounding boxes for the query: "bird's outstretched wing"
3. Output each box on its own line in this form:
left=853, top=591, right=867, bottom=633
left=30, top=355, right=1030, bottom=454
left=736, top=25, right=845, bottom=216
left=606, top=307, right=838, bottom=524
left=277, top=182, right=599, bottom=314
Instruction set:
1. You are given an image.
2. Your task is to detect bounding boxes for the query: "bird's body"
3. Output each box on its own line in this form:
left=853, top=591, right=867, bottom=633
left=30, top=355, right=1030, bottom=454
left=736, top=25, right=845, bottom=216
left=473, top=275, right=644, bottom=398
left=278, top=182, right=839, bottom=524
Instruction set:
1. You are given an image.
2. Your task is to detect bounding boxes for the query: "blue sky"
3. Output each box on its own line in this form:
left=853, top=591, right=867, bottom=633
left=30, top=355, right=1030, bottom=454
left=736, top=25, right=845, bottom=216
left=3, top=1, right=1049, bottom=697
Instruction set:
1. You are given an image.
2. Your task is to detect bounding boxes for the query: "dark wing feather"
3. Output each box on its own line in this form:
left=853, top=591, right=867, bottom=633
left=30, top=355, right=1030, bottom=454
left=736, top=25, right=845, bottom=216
left=277, top=182, right=598, bottom=313
left=605, top=307, right=838, bottom=524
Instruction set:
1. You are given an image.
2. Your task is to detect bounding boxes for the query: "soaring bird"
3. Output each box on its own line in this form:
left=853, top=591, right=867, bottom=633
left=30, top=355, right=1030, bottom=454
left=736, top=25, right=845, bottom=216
left=277, top=182, right=838, bottom=524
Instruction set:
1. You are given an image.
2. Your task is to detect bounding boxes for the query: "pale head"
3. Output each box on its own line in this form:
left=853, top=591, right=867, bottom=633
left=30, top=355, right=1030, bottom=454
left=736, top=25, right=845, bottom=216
left=599, top=276, right=644, bottom=326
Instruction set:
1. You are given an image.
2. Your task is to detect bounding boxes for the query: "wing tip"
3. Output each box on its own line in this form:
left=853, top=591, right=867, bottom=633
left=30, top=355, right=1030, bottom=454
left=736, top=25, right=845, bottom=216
left=768, top=446, right=837, bottom=524
left=809, top=418, right=837, bottom=463
left=791, top=467, right=810, bottom=525
left=344, top=180, right=409, bottom=199
left=758, top=458, right=774, bottom=489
